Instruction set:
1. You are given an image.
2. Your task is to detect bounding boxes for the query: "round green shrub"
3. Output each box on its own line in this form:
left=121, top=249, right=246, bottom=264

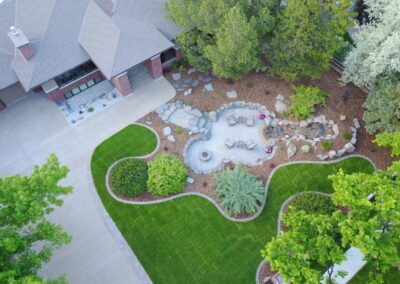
left=216, top=165, right=265, bottom=216
left=321, top=141, right=333, bottom=150
left=110, top=158, right=148, bottom=197
left=147, top=154, right=188, bottom=196
left=287, top=192, right=335, bottom=215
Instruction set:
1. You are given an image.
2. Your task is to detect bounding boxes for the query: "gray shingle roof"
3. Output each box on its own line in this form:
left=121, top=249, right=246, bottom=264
left=0, top=0, right=181, bottom=90
left=79, top=1, right=174, bottom=79
left=0, top=0, right=18, bottom=90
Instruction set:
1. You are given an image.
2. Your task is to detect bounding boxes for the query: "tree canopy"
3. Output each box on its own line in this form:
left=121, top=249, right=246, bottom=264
left=330, top=169, right=400, bottom=283
left=0, top=154, right=72, bottom=283
left=204, top=6, right=260, bottom=79
left=262, top=209, right=346, bottom=283
left=165, top=0, right=279, bottom=78
left=363, top=75, right=400, bottom=134
left=268, top=0, right=353, bottom=81
left=342, top=0, right=400, bottom=88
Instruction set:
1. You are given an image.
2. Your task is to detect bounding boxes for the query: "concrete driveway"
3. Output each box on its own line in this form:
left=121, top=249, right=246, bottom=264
left=0, top=77, right=175, bottom=284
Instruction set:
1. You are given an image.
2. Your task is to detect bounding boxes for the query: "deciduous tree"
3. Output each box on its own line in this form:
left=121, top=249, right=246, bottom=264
left=0, top=154, right=72, bottom=283
left=262, top=210, right=346, bottom=284
left=330, top=170, right=400, bottom=283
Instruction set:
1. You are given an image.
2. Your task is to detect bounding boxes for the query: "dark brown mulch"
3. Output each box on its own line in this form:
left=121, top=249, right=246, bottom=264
left=134, top=68, right=393, bottom=210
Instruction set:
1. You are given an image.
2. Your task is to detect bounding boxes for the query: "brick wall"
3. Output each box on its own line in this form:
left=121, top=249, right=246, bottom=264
left=111, top=72, right=132, bottom=96
left=161, top=47, right=183, bottom=70
left=145, top=55, right=163, bottom=79
left=18, top=44, right=36, bottom=61
left=45, top=70, right=105, bottom=102
left=0, top=100, right=6, bottom=112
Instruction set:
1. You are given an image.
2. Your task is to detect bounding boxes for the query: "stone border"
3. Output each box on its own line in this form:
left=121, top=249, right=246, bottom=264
left=255, top=154, right=377, bottom=284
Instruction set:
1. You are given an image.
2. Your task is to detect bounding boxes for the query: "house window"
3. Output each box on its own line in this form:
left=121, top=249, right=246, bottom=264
left=55, top=61, right=97, bottom=87
left=63, top=76, right=104, bottom=100
left=160, top=48, right=176, bottom=63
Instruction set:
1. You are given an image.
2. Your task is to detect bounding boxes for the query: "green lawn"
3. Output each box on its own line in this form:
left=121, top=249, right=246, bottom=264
left=91, top=124, right=379, bottom=283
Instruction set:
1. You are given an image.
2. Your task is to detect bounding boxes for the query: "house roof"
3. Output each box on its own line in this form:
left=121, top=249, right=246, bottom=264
left=79, top=1, right=174, bottom=79
left=0, top=0, right=18, bottom=89
left=0, top=0, right=180, bottom=91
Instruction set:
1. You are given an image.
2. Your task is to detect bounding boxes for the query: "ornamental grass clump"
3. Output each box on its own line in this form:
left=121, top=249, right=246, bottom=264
left=216, top=165, right=265, bottom=216
left=110, top=158, right=148, bottom=197
left=147, top=154, right=188, bottom=196
left=289, top=85, right=328, bottom=119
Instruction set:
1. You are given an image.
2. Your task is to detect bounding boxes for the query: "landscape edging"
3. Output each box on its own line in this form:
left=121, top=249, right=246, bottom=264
left=106, top=154, right=376, bottom=224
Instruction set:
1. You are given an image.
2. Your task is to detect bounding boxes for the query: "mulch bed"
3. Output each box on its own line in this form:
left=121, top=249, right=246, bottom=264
left=258, top=261, right=279, bottom=284
left=130, top=68, right=394, bottom=215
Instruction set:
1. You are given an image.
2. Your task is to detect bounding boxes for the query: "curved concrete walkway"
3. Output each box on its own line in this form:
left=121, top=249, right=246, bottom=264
left=0, top=77, right=175, bottom=284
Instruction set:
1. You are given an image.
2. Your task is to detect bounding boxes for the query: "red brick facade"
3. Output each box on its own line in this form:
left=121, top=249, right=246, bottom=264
left=0, top=100, right=6, bottom=112
left=18, top=44, right=36, bottom=61
left=111, top=72, right=132, bottom=96
left=145, top=55, right=163, bottom=79
left=45, top=70, right=105, bottom=102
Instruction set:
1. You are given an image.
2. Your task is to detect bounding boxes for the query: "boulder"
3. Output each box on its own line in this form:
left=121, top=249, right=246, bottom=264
left=208, top=111, right=217, bottom=122
left=264, top=117, right=272, bottom=127
left=336, top=149, right=346, bottom=157
left=198, top=118, right=206, bottom=128
left=172, top=73, right=181, bottom=80
left=189, top=117, right=199, bottom=127
left=314, top=115, right=326, bottom=124
left=188, top=68, right=197, bottom=74
left=353, top=118, right=361, bottom=129
left=226, top=90, right=238, bottom=99
left=328, top=150, right=337, bottom=159
left=175, top=99, right=184, bottom=108
left=345, top=143, right=355, bottom=153
left=299, top=120, right=309, bottom=128
left=190, top=109, right=203, bottom=118
left=287, top=143, right=297, bottom=158
left=271, top=118, right=280, bottom=127
left=317, top=154, right=328, bottom=160
left=351, top=137, right=357, bottom=145
left=275, top=100, right=288, bottom=113
left=167, top=135, right=176, bottom=143
left=270, top=111, right=276, bottom=118
left=328, top=120, right=335, bottom=125
left=333, top=124, right=339, bottom=135
left=276, top=94, right=284, bottom=101
left=163, top=127, right=172, bottom=136
left=184, top=105, right=192, bottom=112
left=204, top=83, right=214, bottom=92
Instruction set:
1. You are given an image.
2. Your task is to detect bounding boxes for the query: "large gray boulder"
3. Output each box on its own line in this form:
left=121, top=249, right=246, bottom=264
left=287, top=143, right=297, bottom=158
left=275, top=100, right=288, bottom=113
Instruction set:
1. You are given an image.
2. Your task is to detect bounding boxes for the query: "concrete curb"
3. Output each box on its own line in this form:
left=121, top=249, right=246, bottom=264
left=106, top=154, right=376, bottom=224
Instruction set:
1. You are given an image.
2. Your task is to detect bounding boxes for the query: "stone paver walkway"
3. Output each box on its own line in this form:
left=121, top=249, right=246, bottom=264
left=0, top=77, right=175, bottom=284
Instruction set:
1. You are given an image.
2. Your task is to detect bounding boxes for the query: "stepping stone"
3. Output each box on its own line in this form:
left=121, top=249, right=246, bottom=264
left=172, top=73, right=181, bottom=80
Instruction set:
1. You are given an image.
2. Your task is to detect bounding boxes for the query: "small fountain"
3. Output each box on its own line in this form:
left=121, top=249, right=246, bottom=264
left=199, top=149, right=212, bottom=162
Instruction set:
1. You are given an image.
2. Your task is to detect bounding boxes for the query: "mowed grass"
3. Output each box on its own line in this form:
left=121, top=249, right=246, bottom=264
left=91, top=125, right=376, bottom=284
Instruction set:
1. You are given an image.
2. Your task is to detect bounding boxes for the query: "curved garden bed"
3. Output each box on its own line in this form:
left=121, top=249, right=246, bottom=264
left=91, top=129, right=375, bottom=284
